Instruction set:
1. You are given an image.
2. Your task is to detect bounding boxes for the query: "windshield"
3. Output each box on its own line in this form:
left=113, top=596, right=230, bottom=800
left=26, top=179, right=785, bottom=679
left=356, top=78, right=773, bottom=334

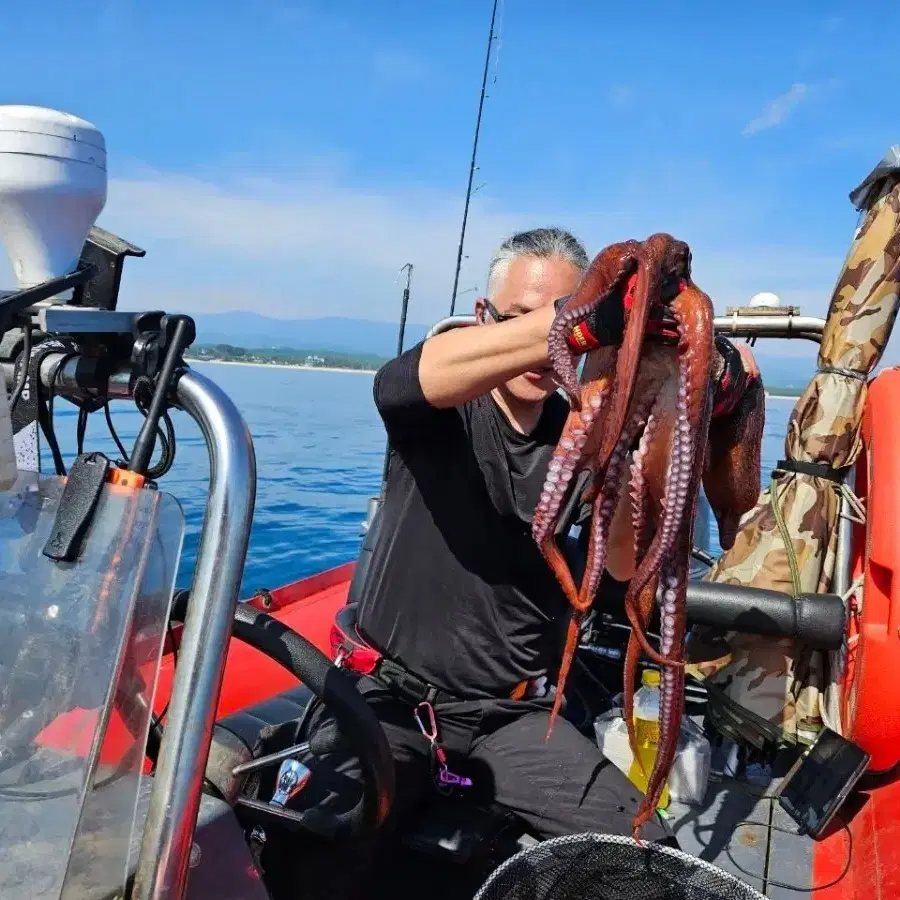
left=0, top=471, right=183, bottom=900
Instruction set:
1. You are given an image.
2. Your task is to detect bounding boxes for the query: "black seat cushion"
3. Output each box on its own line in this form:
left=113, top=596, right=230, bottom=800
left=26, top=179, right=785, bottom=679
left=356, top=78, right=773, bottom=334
left=216, top=684, right=315, bottom=750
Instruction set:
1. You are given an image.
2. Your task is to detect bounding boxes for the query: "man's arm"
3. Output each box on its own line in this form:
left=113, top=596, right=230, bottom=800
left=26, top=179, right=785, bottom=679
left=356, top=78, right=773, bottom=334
left=374, top=303, right=562, bottom=442
left=417, top=304, right=557, bottom=409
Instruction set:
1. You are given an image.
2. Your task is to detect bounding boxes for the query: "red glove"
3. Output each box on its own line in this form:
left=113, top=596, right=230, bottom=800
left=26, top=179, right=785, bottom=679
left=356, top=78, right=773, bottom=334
left=555, top=273, right=682, bottom=353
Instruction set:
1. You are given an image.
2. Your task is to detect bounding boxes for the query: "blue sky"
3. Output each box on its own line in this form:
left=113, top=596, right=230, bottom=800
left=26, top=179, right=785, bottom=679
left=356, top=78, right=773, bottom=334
left=1, top=0, right=897, bottom=359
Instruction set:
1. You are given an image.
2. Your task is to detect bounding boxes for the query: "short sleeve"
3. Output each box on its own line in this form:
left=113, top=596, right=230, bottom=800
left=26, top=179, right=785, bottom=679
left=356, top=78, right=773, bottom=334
left=373, top=341, right=455, bottom=442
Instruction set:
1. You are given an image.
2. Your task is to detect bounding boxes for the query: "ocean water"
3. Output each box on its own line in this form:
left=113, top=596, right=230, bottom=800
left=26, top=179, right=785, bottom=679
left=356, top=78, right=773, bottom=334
left=47, top=361, right=794, bottom=596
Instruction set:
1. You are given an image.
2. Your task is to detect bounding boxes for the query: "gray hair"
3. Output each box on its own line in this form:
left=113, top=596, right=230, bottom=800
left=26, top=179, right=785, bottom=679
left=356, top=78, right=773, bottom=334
left=486, top=227, right=589, bottom=298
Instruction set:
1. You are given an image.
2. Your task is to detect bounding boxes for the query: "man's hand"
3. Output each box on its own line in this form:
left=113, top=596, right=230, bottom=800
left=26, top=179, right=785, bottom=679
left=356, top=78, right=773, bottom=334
left=553, top=291, right=626, bottom=351
left=712, top=336, right=759, bottom=418
left=554, top=273, right=681, bottom=354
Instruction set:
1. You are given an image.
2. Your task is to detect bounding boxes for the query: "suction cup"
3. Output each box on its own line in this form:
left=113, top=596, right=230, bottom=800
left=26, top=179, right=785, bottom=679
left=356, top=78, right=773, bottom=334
left=0, top=105, right=107, bottom=297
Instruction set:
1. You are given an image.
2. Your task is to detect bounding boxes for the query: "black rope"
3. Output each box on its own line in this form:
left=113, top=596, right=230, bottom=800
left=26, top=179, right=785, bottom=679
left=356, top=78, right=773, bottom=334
left=103, top=400, right=130, bottom=461
left=773, top=459, right=846, bottom=484
left=98, top=375, right=178, bottom=481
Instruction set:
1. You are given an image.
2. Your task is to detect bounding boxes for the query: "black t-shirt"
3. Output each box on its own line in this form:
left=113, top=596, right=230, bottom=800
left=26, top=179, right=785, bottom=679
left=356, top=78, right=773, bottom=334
left=357, top=341, right=620, bottom=699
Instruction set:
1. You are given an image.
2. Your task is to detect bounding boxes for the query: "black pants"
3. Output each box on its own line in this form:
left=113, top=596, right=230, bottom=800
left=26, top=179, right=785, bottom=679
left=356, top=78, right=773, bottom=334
left=260, top=677, right=675, bottom=898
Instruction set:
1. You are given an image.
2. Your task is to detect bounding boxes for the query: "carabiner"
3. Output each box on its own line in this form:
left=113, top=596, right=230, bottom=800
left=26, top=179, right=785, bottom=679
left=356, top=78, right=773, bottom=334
left=413, top=701, right=439, bottom=742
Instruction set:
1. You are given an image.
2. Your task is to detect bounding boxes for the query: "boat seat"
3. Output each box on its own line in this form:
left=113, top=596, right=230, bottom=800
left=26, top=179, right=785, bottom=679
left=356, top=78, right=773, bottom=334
left=211, top=684, right=526, bottom=865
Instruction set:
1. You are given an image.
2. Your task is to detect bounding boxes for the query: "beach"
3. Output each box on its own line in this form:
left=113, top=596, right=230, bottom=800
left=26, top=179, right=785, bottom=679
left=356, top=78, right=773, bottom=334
left=186, top=358, right=377, bottom=376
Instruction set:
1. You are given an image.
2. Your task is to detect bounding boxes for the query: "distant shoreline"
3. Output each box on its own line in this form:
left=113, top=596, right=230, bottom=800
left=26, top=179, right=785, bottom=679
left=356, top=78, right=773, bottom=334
left=187, top=358, right=802, bottom=399
left=187, top=357, right=377, bottom=375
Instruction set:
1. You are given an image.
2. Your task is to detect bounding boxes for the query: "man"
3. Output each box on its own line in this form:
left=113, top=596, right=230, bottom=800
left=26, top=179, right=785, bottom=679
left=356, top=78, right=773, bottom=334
left=263, top=227, right=754, bottom=897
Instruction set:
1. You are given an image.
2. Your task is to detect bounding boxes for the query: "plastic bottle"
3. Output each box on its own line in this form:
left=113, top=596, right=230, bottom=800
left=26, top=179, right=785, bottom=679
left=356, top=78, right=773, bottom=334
left=627, top=669, right=670, bottom=809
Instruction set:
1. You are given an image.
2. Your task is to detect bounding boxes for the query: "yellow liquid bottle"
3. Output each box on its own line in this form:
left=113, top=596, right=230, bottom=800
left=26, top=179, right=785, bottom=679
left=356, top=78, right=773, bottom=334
left=627, top=669, right=670, bottom=809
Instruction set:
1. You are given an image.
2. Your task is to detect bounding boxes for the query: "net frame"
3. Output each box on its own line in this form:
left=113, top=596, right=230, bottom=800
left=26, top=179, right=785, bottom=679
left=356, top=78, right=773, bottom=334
left=473, top=833, right=767, bottom=900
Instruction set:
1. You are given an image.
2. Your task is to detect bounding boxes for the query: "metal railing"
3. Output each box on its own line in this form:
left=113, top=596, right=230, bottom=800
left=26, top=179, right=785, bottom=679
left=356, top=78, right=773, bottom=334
left=2, top=357, right=257, bottom=900
left=426, top=312, right=828, bottom=342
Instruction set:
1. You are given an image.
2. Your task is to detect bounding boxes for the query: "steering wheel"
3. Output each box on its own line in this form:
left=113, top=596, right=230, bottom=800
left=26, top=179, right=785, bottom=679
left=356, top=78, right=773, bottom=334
left=165, top=601, right=395, bottom=840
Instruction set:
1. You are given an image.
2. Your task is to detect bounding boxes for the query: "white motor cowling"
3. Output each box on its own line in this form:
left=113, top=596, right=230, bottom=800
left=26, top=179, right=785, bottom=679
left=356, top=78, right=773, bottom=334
left=0, top=105, right=107, bottom=295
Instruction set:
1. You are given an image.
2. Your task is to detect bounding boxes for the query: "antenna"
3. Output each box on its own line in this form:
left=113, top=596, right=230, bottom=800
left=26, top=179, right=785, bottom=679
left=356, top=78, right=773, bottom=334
left=0, top=106, right=107, bottom=299
left=449, top=0, right=501, bottom=315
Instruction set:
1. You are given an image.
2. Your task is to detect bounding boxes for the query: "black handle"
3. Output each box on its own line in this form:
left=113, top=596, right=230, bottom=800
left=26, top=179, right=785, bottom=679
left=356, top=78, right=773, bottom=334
left=683, top=580, right=847, bottom=650
left=128, top=316, right=192, bottom=475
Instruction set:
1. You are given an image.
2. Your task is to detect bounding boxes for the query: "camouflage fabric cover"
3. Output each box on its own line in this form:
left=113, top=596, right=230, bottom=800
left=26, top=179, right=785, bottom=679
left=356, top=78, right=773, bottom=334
left=690, top=162, right=900, bottom=747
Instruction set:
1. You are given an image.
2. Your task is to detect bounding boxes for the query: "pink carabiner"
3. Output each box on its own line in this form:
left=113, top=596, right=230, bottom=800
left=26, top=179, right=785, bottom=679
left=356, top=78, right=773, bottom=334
left=413, top=701, right=439, bottom=742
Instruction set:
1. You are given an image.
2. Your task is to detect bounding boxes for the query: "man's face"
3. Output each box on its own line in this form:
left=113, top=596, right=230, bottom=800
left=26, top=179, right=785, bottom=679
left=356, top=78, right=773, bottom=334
left=476, top=253, right=583, bottom=406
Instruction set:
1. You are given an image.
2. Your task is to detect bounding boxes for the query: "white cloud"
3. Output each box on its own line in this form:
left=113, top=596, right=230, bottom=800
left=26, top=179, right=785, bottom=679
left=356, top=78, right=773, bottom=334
left=96, top=162, right=522, bottom=321
left=742, top=83, right=810, bottom=136
left=0, top=157, right=850, bottom=352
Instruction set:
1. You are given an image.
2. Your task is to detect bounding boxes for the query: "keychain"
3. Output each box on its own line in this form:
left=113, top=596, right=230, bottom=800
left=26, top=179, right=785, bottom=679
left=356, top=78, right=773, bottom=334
left=413, top=701, right=473, bottom=789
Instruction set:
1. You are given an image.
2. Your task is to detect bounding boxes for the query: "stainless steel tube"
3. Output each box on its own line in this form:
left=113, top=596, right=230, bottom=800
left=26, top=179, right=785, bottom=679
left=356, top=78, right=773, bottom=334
left=713, top=314, right=826, bottom=343
left=132, top=369, right=257, bottom=900
left=832, top=467, right=856, bottom=598
left=425, top=315, right=477, bottom=337
left=0, top=354, right=133, bottom=399
left=424, top=313, right=827, bottom=342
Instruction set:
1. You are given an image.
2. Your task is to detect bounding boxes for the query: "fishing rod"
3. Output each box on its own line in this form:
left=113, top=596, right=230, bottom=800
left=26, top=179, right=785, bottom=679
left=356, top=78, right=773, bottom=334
left=449, top=0, right=500, bottom=316
left=395, top=263, right=413, bottom=359
left=380, top=263, right=414, bottom=488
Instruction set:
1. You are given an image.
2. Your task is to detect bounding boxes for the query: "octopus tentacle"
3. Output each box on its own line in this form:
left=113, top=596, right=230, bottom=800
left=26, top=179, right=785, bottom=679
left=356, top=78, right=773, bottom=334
left=621, top=349, right=696, bottom=669
left=578, top=386, right=659, bottom=610
left=547, top=240, right=640, bottom=407
left=632, top=564, right=688, bottom=837
left=623, top=387, right=675, bottom=766
left=702, top=355, right=767, bottom=550
left=593, top=233, right=676, bottom=476
left=546, top=391, right=657, bottom=741
left=631, top=283, right=715, bottom=840
left=532, top=365, right=614, bottom=609
left=545, top=611, right=583, bottom=741
left=622, top=576, right=660, bottom=778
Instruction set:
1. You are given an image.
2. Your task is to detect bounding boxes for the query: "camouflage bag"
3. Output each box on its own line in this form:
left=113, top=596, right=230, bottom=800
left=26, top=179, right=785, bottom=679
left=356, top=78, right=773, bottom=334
left=689, top=150, right=900, bottom=749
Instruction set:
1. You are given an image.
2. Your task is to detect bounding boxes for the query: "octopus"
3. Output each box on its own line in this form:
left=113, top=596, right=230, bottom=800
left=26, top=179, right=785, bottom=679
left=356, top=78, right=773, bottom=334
left=531, top=233, right=765, bottom=839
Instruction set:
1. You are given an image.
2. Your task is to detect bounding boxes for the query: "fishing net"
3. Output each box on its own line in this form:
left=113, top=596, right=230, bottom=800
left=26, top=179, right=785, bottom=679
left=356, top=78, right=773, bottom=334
left=473, top=834, right=766, bottom=900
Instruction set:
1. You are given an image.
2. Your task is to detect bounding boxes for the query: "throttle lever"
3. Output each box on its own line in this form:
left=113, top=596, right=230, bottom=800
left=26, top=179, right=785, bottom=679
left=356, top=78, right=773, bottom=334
left=270, top=759, right=311, bottom=808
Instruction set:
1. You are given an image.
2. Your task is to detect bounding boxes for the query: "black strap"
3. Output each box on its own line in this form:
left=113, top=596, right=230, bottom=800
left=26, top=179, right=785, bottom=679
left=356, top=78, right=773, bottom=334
left=773, top=459, right=846, bottom=484
left=371, top=657, right=461, bottom=708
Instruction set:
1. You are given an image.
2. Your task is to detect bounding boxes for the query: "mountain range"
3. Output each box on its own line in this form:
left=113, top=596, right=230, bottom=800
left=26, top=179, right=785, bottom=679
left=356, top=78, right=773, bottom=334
left=190, top=312, right=820, bottom=390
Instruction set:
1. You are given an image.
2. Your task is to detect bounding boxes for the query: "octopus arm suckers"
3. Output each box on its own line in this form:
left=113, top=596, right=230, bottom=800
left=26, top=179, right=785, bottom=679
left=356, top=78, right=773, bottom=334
left=634, top=290, right=716, bottom=833
left=532, top=382, right=609, bottom=547
left=621, top=388, right=692, bottom=668
left=578, top=388, right=657, bottom=611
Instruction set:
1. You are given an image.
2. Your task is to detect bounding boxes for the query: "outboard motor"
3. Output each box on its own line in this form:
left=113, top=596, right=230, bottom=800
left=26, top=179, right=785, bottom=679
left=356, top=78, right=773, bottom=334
left=0, top=104, right=107, bottom=295
left=0, top=105, right=109, bottom=473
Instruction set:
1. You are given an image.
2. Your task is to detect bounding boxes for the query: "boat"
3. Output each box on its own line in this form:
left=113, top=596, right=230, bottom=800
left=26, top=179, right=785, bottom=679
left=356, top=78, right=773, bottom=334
left=0, top=103, right=898, bottom=900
